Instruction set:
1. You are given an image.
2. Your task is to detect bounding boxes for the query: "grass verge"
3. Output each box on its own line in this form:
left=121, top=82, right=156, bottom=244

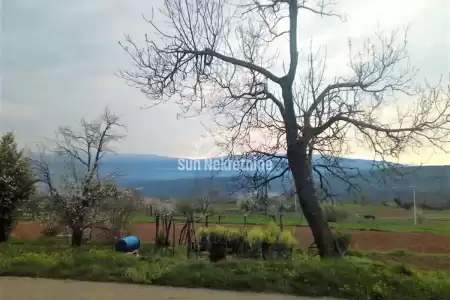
left=349, top=250, right=450, bottom=258
left=0, top=240, right=449, bottom=300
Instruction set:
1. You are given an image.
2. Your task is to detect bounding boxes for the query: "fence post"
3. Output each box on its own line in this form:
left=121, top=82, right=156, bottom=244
left=279, top=214, right=284, bottom=231
left=155, top=215, right=160, bottom=243
left=172, top=217, right=175, bottom=256
left=187, top=216, right=192, bottom=259
left=194, top=215, right=199, bottom=258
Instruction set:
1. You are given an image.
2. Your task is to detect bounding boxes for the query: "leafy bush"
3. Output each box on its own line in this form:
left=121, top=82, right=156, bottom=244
left=197, top=223, right=296, bottom=261
left=322, top=204, right=353, bottom=222
left=197, top=226, right=244, bottom=261
left=0, top=241, right=449, bottom=300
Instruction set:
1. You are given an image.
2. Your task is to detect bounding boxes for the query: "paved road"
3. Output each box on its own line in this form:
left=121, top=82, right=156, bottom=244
left=0, top=277, right=339, bottom=300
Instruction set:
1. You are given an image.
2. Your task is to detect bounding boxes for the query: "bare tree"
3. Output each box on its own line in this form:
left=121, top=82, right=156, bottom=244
left=196, top=169, right=221, bottom=215
left=176, top=169, right=220, bottom=216
left=120, top=0, right=450, bottom=257
left=234, top=163, right=271, bottom=214
left=34, top=109, right=128, bottom=247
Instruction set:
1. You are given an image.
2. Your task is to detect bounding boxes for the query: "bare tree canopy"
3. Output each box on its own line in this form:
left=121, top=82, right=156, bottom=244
left=120, top=0, right=450, bottom=257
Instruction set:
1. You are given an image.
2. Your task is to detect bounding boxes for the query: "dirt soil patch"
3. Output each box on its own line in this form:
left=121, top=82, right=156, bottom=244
left=11, top=221, right=45, bottom=239
left=0, top=277, right=340, bottom=300
left=127, top=222, right=450, bottom=254
left=12, top=221, right=450, bottom=254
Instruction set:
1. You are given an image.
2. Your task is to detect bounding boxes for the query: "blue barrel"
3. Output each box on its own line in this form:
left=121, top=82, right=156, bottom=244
left=115, top=236, right=141, bottom=252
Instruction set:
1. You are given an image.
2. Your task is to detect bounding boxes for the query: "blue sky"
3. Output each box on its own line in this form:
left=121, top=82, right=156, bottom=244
left=1, top=0, right=449, bottom=165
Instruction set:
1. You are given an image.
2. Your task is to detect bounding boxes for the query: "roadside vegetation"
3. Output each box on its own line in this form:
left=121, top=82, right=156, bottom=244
left=1, top=239, right=449, bottom=300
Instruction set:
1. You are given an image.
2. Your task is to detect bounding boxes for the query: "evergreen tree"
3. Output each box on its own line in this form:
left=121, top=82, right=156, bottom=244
left=0, top=132, right=35, bottom=243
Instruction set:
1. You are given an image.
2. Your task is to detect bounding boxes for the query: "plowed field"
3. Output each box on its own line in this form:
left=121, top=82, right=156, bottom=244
left=12, top=221, right=450, bottom=254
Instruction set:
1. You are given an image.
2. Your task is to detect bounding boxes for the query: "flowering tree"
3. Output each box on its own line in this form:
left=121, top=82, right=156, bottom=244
left=34, top=109, right=130, bottom=247
left=96, top=184, right=140, bottom=245
left=0, top=132, right=36, bottom=243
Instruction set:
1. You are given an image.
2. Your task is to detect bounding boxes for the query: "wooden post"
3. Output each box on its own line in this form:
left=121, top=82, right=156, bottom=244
left=218, top=215, right=221, bottom=224
left=244, top=215, right=247, bottom=228
left=172, top=217, right=175, bottom=256
left=155, top=215, right=160, bottom=244
left=279, top=214, right=284, bottom=232
left=187, top=217, right=192, bottom=258
left=205, top=215, right=209, bottom=227
left=194, top=216, right=199, bottom=258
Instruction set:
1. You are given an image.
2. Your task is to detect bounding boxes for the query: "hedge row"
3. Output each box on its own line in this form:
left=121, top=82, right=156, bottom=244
left=0, top=242, right=449, bottom=300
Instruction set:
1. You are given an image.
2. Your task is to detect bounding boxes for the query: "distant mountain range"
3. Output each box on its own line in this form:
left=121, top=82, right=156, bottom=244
left=100, top=153, right=390, bottom=180
left=32, top=153, right=450, bottom=204
left=101, top=154, right=449, bottom=204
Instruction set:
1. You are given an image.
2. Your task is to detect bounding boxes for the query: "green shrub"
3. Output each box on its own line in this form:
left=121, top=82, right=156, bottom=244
left=197, top=226, right=246, bottom=261
left=196, top=223, right=296, bottom=261
left=0, top=241, right=449, bottom=300
left=247, top=223, right=296, bottom=260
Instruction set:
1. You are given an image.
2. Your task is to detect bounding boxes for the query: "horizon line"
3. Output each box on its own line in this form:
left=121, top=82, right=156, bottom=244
left=105, top=152, right=434, bottom=167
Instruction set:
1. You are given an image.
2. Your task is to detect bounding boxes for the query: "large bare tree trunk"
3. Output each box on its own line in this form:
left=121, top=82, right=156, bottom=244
left=282, top=83, right=339, bottom=258
left=0, top=219, right=9, bottom=243
left=71, top=226, right=83, bottom=247
left=287, top=140, right=339, bottom=258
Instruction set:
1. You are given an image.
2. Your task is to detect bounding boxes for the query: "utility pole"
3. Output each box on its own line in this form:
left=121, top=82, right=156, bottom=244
left=392, top=185, right=417, bottom=225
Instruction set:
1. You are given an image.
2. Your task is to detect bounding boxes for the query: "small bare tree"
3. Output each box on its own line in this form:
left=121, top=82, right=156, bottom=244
left=196, top=169, right=221, bottom=215
left=34, top=109, right=127, bottom=247
left=121, top=0, right=450, bottom=257
left=178, top=169, right=221, bottom=216
left=234, top=157, right=273, bottom=214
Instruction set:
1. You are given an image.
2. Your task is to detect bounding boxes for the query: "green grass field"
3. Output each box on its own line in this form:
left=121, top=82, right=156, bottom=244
left=133, top=203, right=450, bottom=235
left=133, top=215, right=450, bottom=234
